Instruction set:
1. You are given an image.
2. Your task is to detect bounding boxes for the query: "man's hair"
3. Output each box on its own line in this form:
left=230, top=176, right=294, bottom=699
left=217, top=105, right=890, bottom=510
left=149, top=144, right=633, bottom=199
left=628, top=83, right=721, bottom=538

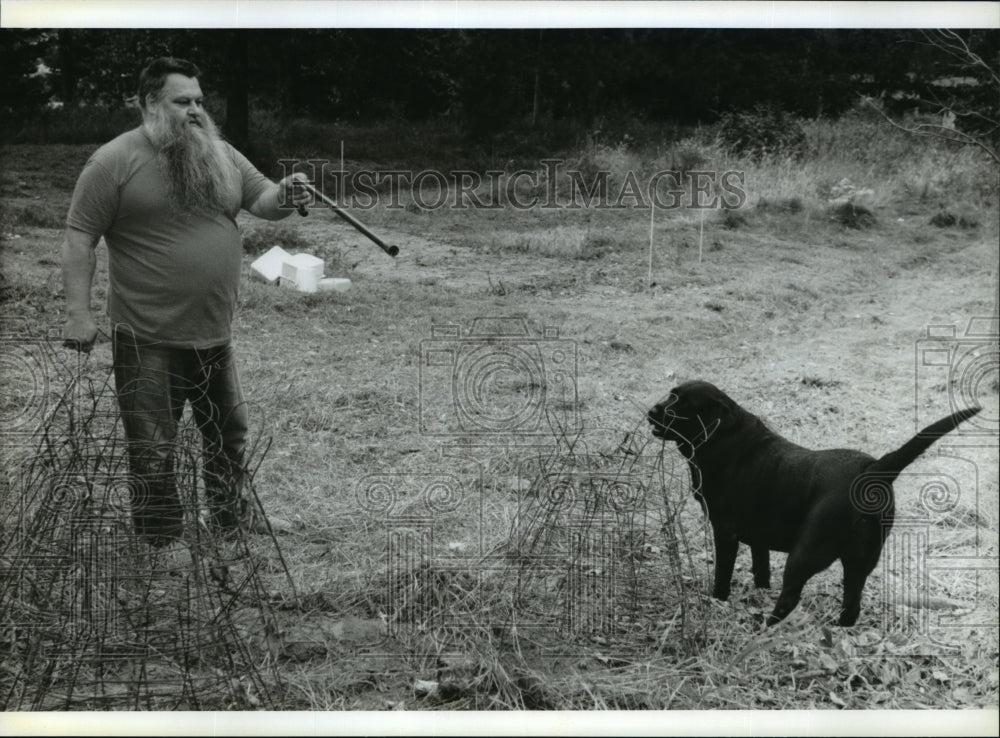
left=137, top=57, right=202, bottom=109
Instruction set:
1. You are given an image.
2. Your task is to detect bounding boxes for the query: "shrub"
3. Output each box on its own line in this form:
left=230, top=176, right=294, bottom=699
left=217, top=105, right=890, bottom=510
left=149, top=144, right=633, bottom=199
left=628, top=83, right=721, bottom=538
left=579, top=231, right=618, bottom=260
left=718, top=104, right=807, bottom=161
left=570, top=139, right=645, bottom=199
left=829, top=201, right=876, bottom=229
left=719, top=208, right=749, bottom=230
left=756, top=196, right=804, bottom=214
left=929, top=209, right=980, bottom=230
left=672, top=146, right=709, bottom=176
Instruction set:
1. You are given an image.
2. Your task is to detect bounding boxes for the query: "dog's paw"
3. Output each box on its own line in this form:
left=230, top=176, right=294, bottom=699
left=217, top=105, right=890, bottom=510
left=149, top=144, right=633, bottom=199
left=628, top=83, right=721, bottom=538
left=764, top=610, right=787, bottom=628
left=711, top=587, right=732, bottom=601
left=837, top=611, right=860, bottom=627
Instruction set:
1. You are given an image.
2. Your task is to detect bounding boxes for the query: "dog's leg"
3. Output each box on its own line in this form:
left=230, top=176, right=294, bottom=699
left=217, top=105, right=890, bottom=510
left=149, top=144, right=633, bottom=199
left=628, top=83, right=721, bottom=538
left=767, top=545, right=835, bottom=626
left=712, top=530, right=739, bottom=600
left=751, top=545, right=771, bottom=589
left=838, top=555, right=880, bottom=626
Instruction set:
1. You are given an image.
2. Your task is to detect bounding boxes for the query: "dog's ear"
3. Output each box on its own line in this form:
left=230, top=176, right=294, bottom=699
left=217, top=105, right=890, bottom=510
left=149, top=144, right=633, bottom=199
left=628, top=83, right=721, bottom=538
left=714, top=394, right=741, bottom=432
left=689, top=387, right=743, bottom=442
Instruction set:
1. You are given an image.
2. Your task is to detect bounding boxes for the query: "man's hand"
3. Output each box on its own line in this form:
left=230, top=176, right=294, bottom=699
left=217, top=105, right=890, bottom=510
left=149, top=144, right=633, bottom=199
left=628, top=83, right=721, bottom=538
left=250, top=173, right=312, bottom=220
left=63, top=313, right=99, bottom=353
left=278, top=172, right=312, bottom=214
left=62, top=227, right=100, bottom=352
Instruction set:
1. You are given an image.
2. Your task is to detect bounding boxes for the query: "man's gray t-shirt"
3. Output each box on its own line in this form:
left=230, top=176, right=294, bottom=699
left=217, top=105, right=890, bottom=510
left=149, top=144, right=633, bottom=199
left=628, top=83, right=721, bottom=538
left=67, top=127, right=272, bottom=348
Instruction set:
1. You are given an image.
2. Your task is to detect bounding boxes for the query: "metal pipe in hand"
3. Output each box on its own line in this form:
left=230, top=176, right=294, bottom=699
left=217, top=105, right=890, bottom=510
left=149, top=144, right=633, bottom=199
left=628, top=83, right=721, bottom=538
left=297, top=184, right=399, bottom=258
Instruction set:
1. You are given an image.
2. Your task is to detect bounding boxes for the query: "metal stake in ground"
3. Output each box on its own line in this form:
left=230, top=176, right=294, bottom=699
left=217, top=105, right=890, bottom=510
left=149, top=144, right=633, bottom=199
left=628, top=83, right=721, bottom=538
left=297, top=184, right=400, bottom=258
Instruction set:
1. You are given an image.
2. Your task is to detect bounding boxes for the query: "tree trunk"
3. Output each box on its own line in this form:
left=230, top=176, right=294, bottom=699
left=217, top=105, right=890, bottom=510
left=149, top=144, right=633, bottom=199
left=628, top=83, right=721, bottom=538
left=57, top=30, right=78, bottom=105
left=223, top=31, right=249, bottom=149
left=531, top=30, right=542, bottom=127
left=277, top=35, right=293, bottom=114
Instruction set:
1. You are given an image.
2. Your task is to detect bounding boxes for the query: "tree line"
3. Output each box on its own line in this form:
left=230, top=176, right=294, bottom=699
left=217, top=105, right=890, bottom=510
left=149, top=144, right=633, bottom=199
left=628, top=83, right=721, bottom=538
left=1, top=28, right=996, bottom=147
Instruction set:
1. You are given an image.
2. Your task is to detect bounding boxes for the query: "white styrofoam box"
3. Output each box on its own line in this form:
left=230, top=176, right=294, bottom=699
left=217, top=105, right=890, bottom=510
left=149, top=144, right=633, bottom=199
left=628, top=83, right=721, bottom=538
left=250, top=245, right=291, bottom=283
left=318, top=277, right=351, bottom=293
left=280, top=252, right=325, bottom=293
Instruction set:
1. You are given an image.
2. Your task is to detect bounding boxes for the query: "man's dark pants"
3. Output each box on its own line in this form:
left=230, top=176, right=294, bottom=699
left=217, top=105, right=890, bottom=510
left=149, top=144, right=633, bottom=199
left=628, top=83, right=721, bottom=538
left=112, top=329, right=249, bottom=546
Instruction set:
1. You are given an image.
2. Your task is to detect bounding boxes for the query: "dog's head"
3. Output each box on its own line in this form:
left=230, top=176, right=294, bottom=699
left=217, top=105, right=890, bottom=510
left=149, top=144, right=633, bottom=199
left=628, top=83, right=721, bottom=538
left=647, top=380, right=743, bottom=449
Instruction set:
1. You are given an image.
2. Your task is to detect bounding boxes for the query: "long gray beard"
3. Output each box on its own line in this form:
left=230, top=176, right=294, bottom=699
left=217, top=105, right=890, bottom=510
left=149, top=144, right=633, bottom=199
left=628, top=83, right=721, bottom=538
left=145, top=107, right=238, bottom=217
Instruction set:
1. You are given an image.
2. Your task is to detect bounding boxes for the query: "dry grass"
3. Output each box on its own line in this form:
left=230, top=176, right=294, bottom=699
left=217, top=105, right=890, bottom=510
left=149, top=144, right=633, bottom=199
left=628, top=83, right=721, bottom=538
left=1, top=114, right=998, bottom=714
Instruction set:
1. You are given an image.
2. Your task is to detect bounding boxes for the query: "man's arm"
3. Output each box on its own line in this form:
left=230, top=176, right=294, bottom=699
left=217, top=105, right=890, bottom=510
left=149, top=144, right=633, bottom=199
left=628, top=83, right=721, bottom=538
left=61, top=227, right=101, bottom=352
left=247, top=173, right=310, bottom=221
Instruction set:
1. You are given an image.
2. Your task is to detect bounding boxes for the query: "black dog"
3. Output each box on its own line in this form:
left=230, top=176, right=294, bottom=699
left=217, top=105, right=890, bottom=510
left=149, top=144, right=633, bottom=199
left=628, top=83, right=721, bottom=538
left=647, top=380, right=980, bottom=627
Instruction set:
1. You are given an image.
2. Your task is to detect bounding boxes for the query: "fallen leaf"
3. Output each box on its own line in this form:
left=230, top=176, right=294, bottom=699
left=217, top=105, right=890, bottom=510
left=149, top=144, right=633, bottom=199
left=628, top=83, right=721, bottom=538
left=881, top=664, right=899, bottom=687
left=925, top=596, right=964, bottom=611
left=819, top=652, right=840, bottom=672
left=952, top=687, right=974, bottom=705
left=509, top=476, right=531, bottom=493
left=870, top=691, right=889, bottom=705
left=264, top=615, right=283, bottom=661
left=413, top=679, right=439, bottom=697
left=836, top=638, right=855, bottom=658
left=329, top=620, right=346, bottom=640
left=894, top=592, right=964, bottom=610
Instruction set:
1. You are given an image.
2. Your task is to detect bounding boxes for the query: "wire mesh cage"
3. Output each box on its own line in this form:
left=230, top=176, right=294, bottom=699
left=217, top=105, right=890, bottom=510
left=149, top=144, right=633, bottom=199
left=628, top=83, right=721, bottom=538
left=367, top=424, right=714, bottom=663
left=500, top=429, right=713, bottom=654
left=1, top=342, right=291, bottom=711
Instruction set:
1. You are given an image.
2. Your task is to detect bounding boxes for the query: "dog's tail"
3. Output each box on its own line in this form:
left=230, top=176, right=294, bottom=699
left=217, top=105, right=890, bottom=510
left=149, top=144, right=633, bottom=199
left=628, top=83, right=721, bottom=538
left=868, top=407, right=982, bottom=481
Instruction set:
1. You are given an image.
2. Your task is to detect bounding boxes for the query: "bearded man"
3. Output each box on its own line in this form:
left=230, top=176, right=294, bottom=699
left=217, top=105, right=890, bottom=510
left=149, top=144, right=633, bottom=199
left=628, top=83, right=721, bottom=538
left=62, top=57, right=309, bottom=546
